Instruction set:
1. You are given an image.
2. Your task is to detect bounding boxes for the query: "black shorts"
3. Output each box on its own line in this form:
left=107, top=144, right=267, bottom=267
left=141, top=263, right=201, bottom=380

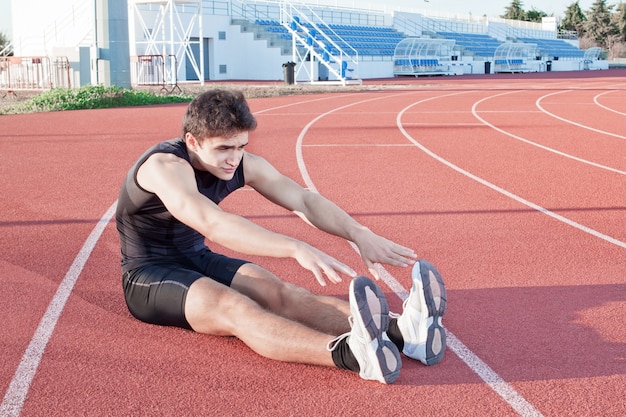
left=122, top=249, right=249, bottom=329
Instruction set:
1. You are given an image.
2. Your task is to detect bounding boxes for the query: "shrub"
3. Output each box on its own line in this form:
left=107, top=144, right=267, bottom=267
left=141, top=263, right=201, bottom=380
left=1, top=85, right=194, bottom=114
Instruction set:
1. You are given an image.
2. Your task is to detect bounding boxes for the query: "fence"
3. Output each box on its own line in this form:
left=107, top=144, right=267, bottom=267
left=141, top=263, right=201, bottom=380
left=130, top=54, right=180, bottom=93
left=0, top=56, right=71, bottom=91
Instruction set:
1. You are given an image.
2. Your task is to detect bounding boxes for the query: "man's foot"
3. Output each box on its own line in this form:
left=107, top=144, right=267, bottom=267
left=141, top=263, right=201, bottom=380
left=396, top=260, right=447, bottom=365
left=346, top=276, right=402, bottom=384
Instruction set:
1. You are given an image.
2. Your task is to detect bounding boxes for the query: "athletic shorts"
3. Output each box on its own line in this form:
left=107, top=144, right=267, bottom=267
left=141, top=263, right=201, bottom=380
left=122, top=249, right=249, bottom=330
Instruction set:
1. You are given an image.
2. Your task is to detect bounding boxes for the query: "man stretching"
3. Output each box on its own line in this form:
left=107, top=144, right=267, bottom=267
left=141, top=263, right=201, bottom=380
left=115, top=89, right=447, bottom=384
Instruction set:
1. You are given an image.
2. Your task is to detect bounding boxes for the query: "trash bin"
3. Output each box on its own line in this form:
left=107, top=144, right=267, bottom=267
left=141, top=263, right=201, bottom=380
left=546, top=60, right=552, bottom=72
left=282, top=61, right=295, bottom=85
left=484, top=61, right=491, bottom=74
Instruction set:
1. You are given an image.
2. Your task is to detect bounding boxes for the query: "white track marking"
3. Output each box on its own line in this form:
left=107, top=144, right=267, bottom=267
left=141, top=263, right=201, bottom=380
left=371, top=265, right=543, bottom=417
left=536, top=90, right=626, bottom=140
left=303, top=143, right=414, bottom=147
left=294, top=91, right=544, bottom=417
left=399, top=98, right=626, bottom=250
left=0, top=202, right=117, bottom=417
left=253, top=93, right=356, bottom=115
left=471, top=91, right=626, bottom=176
left=593, top=90, right=626, bottom=116
left=295, top=90, right=463, bottom=193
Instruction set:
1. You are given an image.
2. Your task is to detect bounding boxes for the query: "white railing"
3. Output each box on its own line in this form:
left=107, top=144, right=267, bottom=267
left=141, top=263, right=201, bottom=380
left=0, top=56, right=72, bottom=90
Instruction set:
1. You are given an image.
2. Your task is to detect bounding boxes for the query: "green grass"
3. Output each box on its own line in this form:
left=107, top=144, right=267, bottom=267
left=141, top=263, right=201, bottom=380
left=1, top=85, right=194, bottom=114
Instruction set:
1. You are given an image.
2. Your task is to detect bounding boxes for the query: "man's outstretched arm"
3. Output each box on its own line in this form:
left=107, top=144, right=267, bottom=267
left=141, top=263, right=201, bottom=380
left=244, top=153, right=417, bottom=279
left=137, top=152, right=356, bottom=286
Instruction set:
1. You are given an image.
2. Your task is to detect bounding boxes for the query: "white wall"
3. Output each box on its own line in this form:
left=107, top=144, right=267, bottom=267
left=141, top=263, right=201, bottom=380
left=11, top=0, right=91, bottom=56
left=130, top=10, right=288, bottom=81
left=211, top=18, right=286, bottom=80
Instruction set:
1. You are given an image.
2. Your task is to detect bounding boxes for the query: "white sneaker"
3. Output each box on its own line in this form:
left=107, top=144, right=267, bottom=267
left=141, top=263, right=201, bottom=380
left=396, top=260, right=447, bottom=365
left=329, top=276, right=402, bottom=384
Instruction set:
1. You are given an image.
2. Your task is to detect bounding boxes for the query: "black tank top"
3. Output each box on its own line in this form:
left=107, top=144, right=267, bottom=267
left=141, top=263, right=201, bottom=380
left=115, top=138, right=245, bottom=271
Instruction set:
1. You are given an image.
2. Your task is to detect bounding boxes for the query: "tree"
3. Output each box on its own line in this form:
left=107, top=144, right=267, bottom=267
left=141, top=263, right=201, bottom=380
left=613, top=1, right=626, bottom=41
left=502, top=0, right=527, bottom=20
left=583, top=0, right=618, bottom=48
left=561, top=1, right=587, bottom=35
left=526, top=8, right=549, bottom=23
left=502, top=1, right=549, bottom=22
left=0, top=31, right=12, bottom=56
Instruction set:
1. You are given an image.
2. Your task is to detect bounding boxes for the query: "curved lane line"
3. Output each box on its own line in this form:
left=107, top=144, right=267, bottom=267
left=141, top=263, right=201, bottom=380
left=294, top=90, right=543, bottom=417
left=593, top=90, right=626, bottom=117
left=0, top=202, right=118, bottom=417
left=536, top=90, right=626, bottom=140
left=253, top=93, right=356, bottom=115
left=471, top=91, right=626, bottom=176
left=399, top=97, right=626, bottom=249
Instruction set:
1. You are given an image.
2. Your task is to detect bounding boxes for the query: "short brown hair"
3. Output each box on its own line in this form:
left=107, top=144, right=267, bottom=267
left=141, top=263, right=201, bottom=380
left=182, top=89, right=257, bottom=140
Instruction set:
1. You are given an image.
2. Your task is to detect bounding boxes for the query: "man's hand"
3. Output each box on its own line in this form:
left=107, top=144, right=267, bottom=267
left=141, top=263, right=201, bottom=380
left=352, top=228, right=417, bottom=280
left=292, top=242, right=357, bottom=286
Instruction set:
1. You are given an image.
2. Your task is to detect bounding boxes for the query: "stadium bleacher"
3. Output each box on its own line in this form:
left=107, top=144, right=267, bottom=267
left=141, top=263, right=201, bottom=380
left=255, top=19, right=404, bottom=56
left=516, top=37, right=585, bottom=59
left=436, top=31, right=502, bottom=58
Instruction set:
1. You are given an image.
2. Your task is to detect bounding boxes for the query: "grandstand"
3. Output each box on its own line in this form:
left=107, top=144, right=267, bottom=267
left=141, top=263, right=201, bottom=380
left=516, top=37, right=586, bottom=60
left=4, top=0, right=608, bottom=89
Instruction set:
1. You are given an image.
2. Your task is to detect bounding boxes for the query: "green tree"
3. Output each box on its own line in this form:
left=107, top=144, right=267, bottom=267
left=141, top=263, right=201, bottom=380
left=583, top=0, right=618, bottom=48
left=0, top=31, right=12, bottom=56
left=502, top=0, right=527, bottom=20
left=613, top=2, right=626, bottom=41
left=526, top=7, right=549, bottom=22
left=561, top=1, right=587, bottom=35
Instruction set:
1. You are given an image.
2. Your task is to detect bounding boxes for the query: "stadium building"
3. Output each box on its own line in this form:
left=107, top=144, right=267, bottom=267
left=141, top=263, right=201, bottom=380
left=3, top=0, right=607, bottom=90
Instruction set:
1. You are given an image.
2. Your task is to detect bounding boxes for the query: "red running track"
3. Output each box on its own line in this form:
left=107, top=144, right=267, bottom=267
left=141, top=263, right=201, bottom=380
left=1, top=70, right=625, bottom=416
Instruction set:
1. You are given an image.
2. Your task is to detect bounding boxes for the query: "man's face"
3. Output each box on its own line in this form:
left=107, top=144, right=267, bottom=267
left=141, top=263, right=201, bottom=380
left=187, top=131, right=249, bottom=180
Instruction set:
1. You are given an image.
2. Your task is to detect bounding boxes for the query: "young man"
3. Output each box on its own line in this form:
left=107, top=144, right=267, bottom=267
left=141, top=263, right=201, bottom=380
left=115, top=89, right=447, bottom=384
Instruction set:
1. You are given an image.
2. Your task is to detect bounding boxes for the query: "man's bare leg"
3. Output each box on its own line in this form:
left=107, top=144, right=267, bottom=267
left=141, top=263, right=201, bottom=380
left=185, top=274, right=338, bottom=366
left=185, top=265, right=402, bottom=383
left=230, top=263, right=352, bottom=335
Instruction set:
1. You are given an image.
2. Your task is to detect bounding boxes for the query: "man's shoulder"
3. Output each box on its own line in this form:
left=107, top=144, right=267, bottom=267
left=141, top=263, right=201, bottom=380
left=140, top=139, right=189, bottom=164
left=156, top=138, right=187, bottom=155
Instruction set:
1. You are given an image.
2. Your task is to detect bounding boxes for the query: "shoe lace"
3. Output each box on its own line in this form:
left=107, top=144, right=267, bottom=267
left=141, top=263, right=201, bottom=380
left=389, top=301, right=405, bottom=320
left=326, top=315, right=355, bottom=351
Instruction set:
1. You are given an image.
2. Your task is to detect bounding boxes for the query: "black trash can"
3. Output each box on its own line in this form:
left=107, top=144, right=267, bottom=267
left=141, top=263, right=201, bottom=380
left=546, top=60, right=552, bottom=72
left=282, top=61, right=296, bottom=85
left=484, top=61, right=491, bottom=74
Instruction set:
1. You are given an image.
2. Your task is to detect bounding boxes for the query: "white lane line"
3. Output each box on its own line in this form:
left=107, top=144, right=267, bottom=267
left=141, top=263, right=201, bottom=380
left=253, top=93, right=357, bottom=115
left=593, top=90, right=626, bottom=117
left=471, top=90, right=626, bottom=176
left=399, top=97, right=626, bottom=250
left=303, top=143, right=415, bottom=147
left=294, top=90, right=543, bottom=416
left=536, top=90, right=626, bottom=140
left=373, top=264, right=543, bottom=417
left=0, top=202, right=117, bottom=417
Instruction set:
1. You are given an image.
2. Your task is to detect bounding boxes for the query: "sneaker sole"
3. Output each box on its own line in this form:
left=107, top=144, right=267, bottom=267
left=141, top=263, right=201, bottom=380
left=350, top=276, right=401, bottom=383
left=414, top=260, right=447, bottom=365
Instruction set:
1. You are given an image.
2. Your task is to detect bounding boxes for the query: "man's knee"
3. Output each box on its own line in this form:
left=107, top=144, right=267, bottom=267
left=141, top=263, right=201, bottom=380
left=185, top=277, right=260, bottom=335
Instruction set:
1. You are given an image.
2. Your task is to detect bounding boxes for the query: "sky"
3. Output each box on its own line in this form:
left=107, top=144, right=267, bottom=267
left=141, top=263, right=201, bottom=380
left=0, top=0, right=598, bottom=40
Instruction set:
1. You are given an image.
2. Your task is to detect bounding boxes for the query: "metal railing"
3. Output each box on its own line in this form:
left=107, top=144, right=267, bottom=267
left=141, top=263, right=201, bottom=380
left=130, top=54, right=181, bottom=93
left=0, top=56, right=71, bottom=90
